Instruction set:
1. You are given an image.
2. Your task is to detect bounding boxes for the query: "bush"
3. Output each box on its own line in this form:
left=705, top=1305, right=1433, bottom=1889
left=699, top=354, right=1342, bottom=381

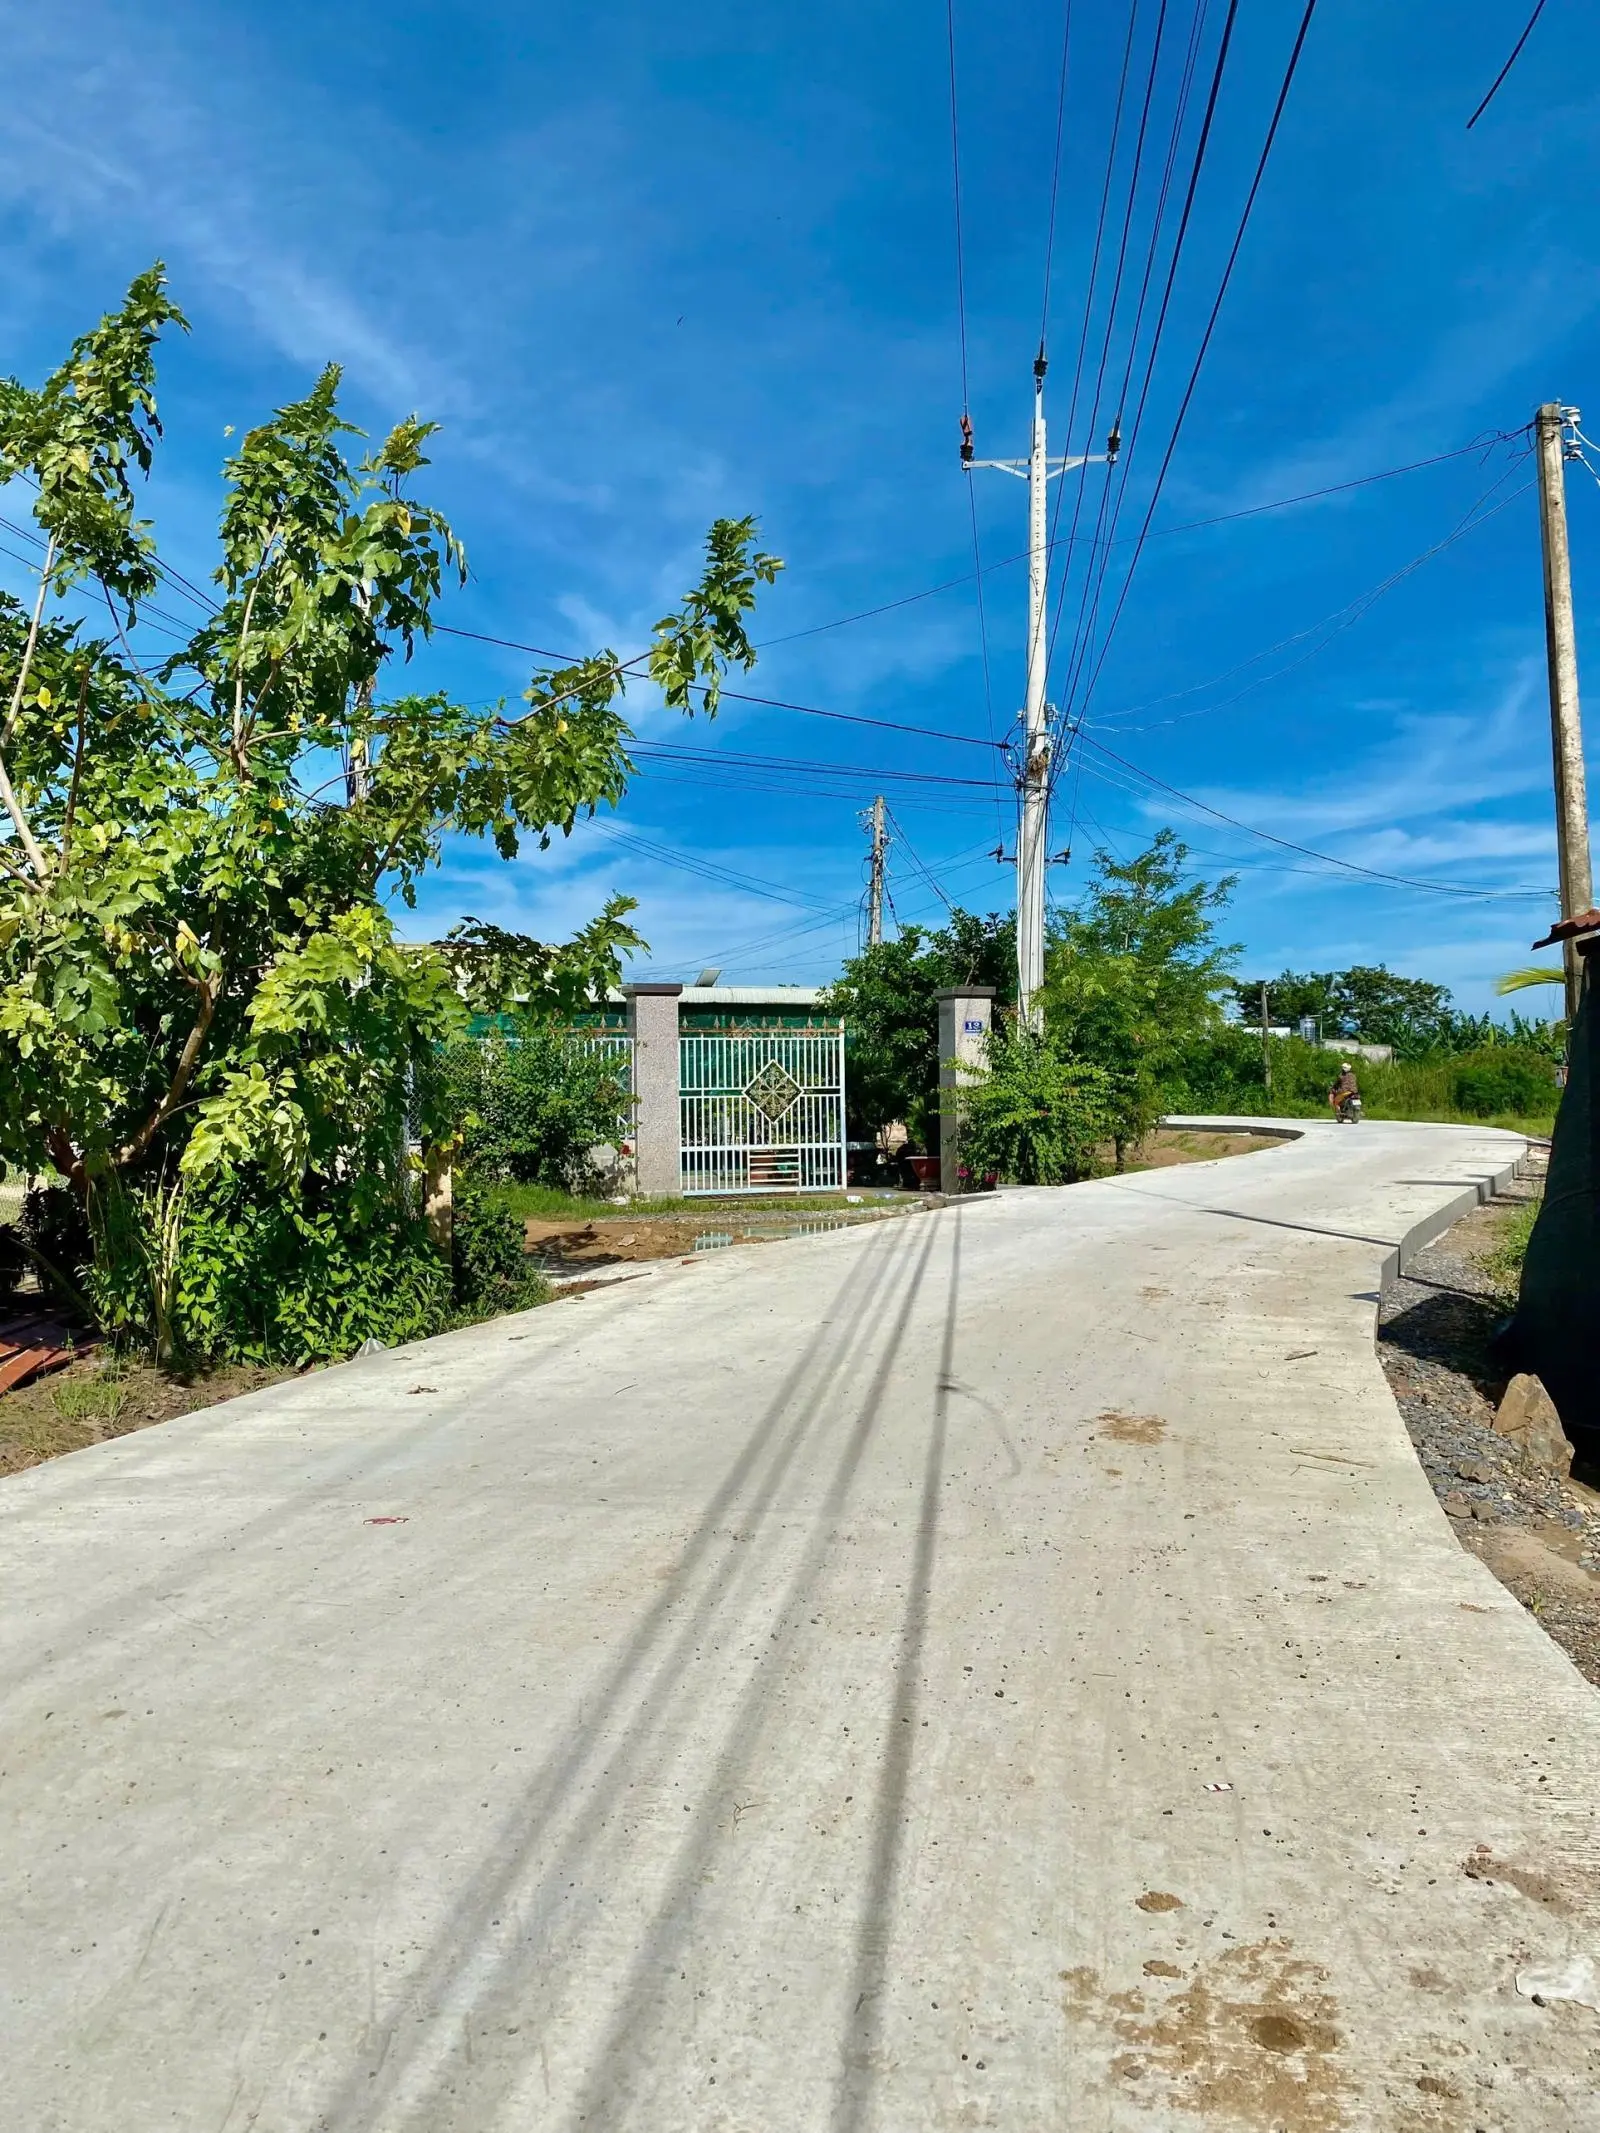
left=83, top=1174, right=454, bottom=1365
left=451, top=1179, right=550, bottom=1317
left=0, top=1222, right=23, bottom=1297
left=181, top=1188, right=453, bottom=1363
left=446, top=1024, right=631, bottom=1188
left=1450, top=1048, right=1556, bottom=1118
left=956, top=1026, right=1114, bottom=1186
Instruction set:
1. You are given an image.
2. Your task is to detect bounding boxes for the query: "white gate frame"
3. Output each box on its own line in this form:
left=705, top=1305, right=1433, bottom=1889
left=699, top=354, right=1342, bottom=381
left=678, top=1027, right=847, bottom=1195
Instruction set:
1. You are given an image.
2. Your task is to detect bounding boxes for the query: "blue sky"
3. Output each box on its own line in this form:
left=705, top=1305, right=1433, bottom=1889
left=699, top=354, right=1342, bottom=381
left=3, top=0, right=1598, bottom=1009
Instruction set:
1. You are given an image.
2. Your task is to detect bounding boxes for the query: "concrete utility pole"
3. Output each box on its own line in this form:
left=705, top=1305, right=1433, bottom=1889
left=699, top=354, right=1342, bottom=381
left=863, top=794, right=887, bottom=947
left=1534, top=402, right=1595, bottom=1020
left=1260, top=981, right=1273, bottom=1099
left=965, top=354, right=1113, bottom=1026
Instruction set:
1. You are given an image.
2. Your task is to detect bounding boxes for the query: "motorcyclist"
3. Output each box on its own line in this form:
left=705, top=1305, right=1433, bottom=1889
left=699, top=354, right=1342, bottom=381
left=1329, top=1061, right=1361, bottom=1122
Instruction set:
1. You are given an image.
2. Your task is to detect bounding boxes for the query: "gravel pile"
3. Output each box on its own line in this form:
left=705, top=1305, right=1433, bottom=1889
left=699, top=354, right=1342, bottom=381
left=1377, top=1157, right=1600, bottom=1684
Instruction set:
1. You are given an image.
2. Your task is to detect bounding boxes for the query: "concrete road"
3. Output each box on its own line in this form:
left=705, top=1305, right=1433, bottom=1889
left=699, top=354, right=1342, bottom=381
left=3, top=1122, right=1599, bottom=2131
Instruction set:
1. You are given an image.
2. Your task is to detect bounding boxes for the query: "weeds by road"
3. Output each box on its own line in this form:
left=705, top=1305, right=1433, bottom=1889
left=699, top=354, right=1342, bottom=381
left=0, top=1355, right=297, bottom=1479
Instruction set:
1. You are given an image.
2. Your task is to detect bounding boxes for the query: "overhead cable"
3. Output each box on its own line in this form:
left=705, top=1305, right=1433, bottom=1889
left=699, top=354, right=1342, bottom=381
left=1077, top=731, right=1551, bottom=899
left=1066, top=0, right=1321, bottom=739
left=1466, top=0, right=1549, bottom=129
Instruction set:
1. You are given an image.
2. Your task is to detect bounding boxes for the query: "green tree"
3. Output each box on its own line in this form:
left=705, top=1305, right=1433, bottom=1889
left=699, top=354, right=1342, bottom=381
left=823, top=910, right=1014, bottom=1150
left=1232, top=965, right=1455, bottom=1055
left=1043, top=831, right=1237, bottom=1168
left=1328, top=965, right=1453, bottom=1054
left=0, top=269, right=780, bottom=1354
left=1230, top=970, right=1338, bottom=1031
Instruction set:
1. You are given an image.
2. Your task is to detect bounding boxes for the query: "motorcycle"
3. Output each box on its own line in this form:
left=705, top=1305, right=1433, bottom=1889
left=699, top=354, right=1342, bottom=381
left=1334, top=1093, right=1363, bottom=1125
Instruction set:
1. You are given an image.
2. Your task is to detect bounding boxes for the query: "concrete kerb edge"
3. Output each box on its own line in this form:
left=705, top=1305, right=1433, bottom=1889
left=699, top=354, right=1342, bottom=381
left=1378, top=1140, right=1530, bottom=1294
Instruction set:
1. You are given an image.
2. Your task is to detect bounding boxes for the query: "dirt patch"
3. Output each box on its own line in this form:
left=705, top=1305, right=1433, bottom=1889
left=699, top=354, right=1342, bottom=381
left=1112, top=1128, right=1289, bottom=1174
left=0, top=1351, right=297, bottom=1479
left=1063, top=1939, right=1349, bottom=2131
left=522, top=1201, right=908, bottom=1276
left=1460, top=1843, right=1579, bottom=1915
left=1135, top=1889, right=1184, bottom=1913
left=1099, top=1411, right=1167, bottom=1446
left=1377, top=1151, right=1600, bottom=1688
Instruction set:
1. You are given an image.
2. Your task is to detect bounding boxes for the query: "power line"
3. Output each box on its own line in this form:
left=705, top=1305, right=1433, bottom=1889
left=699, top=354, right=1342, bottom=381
left=1038, top=2, right=1076, bottom=353
left=627, top=738, right=1000, bottom=792
left=1136, top=428, right=1530, bottom=538
left=1066, top=0, right=1320, bottom=738
left=942, top=0, right=1003, bottom=836
left=1048, top=0, right=1239, bottom=732
left=585, top=819, right=836, bottom=911
left=1097, top=459, right=1535, bottom=733
left=736, top=431, right=1523, bottom=660
left=1076, top=731, right=1551, bottom=898
left=945, top=0, right=973, bottom=416
left=428, top=624, right=1002, bottom=750
left=1046, top=0, right=1191, bottom=698
left=884, top=804, right=959, bottom=916
left=687, top=683, right=1000, bottom=750
left=1466, top=0, right=1549, bottom=129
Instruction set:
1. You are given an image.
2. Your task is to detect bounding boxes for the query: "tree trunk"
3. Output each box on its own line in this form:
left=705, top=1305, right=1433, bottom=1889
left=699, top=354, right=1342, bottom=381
left=423, top=1149, right=453, bottom=1257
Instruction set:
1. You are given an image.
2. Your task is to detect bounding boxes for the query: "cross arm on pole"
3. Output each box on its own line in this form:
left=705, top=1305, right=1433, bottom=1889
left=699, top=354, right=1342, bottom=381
left=964, top=454, right=1111, bottom=479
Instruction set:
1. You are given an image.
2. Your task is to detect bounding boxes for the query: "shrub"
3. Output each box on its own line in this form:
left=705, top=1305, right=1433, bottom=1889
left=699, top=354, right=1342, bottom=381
left=447, top=1024, right=631, bottom=1188
left=176, top=1182, right=453, bottom=1363
left=1450, top=1048, right=1556, bottom=1118
left=81, top=1174, right=453, bottom=1365
left=451, top=1178, right=550, bottom=1317
left=956, top=1026, right=1114, bottom=1186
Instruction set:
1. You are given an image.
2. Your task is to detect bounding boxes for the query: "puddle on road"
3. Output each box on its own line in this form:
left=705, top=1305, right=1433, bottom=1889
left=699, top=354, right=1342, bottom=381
left=694, top=1216, right=858, bottom=1252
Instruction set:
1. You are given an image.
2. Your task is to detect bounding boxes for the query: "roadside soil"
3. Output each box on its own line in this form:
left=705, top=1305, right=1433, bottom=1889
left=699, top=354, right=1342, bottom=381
left=524, top=1199, right=911, bottom=1278
left=1115, top=1127, right=1286, bottom=1171
left=1377, top=1150, right=1600, bottom=1687
left=525, top=1127, right=1287, bottom=1277
left=0, top=1348, right=297, bottom=1480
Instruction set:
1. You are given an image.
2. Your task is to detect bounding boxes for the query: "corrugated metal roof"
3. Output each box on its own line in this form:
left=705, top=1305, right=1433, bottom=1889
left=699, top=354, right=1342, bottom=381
left=1531, top=908, right=1600, bottom=948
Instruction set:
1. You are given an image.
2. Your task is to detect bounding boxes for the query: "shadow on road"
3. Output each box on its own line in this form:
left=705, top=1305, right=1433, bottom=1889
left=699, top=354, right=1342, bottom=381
left=829, top=1216, right=963, bottom=2133
left=316, top=1212, right=949, bottom=2133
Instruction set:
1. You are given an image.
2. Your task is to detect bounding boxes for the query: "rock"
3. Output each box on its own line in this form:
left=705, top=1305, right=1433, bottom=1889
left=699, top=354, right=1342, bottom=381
left=1442, top=1492, right=1472, bottom=1521
left=1493, top=1373, right=1573, bottom=1478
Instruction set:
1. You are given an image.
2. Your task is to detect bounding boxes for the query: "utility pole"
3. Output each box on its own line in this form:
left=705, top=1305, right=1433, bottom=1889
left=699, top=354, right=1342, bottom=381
left=1260, top=981, right=1273, bottom=1099
left=965, top=354, right=1114, bottom=1026
left=1534, top=402, right=1595, bottom=1021
left=863, top=795, right=887, bottom=947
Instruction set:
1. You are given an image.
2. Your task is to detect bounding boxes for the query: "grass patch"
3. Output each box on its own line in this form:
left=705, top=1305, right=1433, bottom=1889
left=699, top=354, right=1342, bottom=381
left=1485, top=1197, right=1539, bottom=1299
left=50, top=1364, right=132, bottom=1429
left=1, top=1353, right=296, bottom=1478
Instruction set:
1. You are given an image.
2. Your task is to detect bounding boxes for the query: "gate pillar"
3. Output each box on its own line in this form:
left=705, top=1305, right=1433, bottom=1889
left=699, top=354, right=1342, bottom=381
left=624, top=983, right=684, bottom=1198
left=936, top=986, right=994, bottom=1193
